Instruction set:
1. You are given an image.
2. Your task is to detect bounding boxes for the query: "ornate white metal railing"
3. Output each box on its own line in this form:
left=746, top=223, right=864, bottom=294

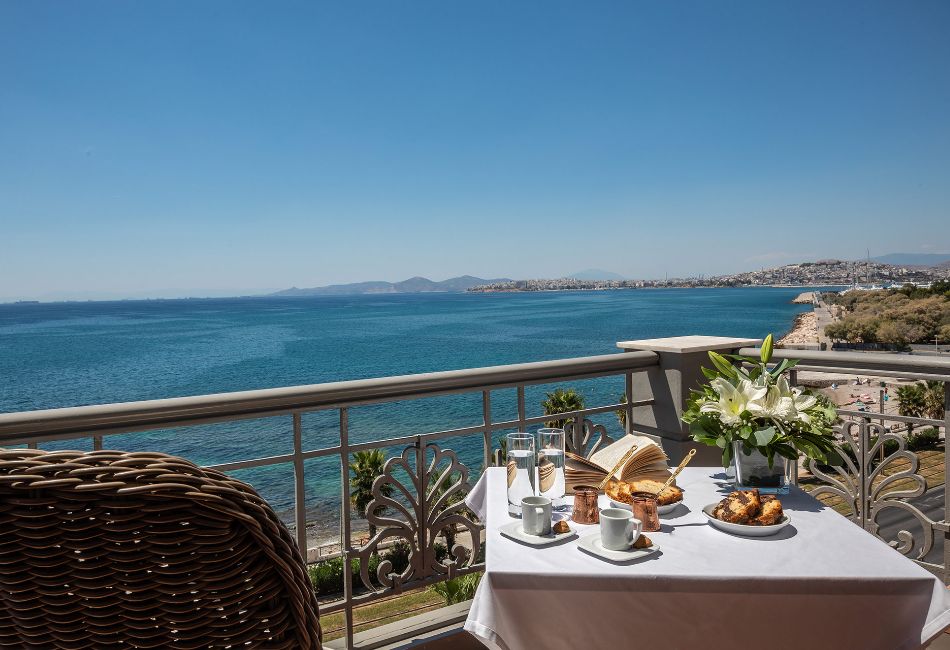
left=740, top=347, right=950, bottom=583
left=0, top=350, right=659, bottom=648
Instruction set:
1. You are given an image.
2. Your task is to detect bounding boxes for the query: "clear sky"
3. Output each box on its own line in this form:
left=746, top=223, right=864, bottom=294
left=1, top=1, right=948, bottom=300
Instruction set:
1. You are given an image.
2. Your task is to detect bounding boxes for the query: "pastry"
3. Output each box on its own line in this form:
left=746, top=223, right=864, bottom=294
left=632, top=534, right=652, bottom=549
left=606, top=479, right=684, bottom=506
left=712, top=489, right=760, bottom=524
left=552, top=520, right=571, bottom=534
left=751, top=495, right=784, bottom=526
left=712, top=490, right=784, bottom=526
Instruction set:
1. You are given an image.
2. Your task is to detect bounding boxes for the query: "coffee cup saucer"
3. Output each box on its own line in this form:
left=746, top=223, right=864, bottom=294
left=577, top=533, right=660, bottom=562
left=498, top=520, right=577, bottom=547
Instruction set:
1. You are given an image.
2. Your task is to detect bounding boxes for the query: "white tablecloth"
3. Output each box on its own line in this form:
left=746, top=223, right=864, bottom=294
left=464, top=467, right=950, bottom=650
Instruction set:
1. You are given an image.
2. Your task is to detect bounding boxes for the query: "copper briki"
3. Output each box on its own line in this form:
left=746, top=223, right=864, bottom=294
left=571, top=485, right=600, bottom=524
left=630, top=491, right=661, bottom=532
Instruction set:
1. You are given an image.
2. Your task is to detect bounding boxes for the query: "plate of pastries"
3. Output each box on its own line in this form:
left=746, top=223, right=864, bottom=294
left=702, top=489, right=790, bottom=537
left=607, top=478, right=684, bottom=514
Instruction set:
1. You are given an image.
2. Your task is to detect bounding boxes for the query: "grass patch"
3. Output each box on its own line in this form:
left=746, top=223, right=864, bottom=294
left=319, top=587, right=445, bottom=642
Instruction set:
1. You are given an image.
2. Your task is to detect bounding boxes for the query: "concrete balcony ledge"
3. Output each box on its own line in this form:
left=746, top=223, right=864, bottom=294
left=324, top=600, right=479, bottom=650
left=617, top=335, right=761, bottom=354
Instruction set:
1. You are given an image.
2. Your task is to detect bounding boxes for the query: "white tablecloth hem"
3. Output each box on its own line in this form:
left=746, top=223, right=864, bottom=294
left=921, top=609, right=950, bottom=647
left=463, top=619, right=508, bottom=650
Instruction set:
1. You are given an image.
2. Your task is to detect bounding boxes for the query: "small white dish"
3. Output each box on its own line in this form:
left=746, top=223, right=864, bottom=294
left=498, top=520, right=577, bottom=547
left=609, top=498, right=679, bottom=515
left=577, top=533, right=659, bottom=562
left=702, top=503, right=791, bottom=537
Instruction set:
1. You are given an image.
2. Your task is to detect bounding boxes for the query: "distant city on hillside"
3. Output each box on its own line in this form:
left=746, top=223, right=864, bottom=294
left=467, top=258, right=950, bottom=293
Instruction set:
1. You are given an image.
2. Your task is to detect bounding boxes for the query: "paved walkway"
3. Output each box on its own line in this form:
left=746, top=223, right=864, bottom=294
left=814, top=298, right=836, bottom=347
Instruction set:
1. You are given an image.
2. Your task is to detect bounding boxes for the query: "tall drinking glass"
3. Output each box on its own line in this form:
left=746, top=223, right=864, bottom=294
left=537, top=428, right=566, bottom=506
left=506, top=433, right=536, bottom=511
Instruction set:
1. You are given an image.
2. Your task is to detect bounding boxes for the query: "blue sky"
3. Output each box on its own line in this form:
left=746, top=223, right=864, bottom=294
left=1, top=1, right=948, bottom=300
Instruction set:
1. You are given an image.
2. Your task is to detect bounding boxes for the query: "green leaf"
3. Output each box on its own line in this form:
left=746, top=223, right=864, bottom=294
left=701, top=366, right=719, bottom=380
left=721, top=444, right=733, bottom=469
left=774, top=444, right=798, bottom=460
left=760, top=334, right=774, bottom=363
left=753, top=427, right=776, bottom=447
left=769, top=358, right=791, bottom=378
left=707, top=351, right=737, bottom=378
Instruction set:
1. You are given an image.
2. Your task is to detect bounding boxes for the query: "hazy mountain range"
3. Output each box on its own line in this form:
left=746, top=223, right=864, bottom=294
left=271, top=275, right=512, bottom=296
left=271, top=270, right=633, bottom=296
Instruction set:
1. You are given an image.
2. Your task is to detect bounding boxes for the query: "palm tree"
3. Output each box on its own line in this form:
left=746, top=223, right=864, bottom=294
left=615, top=393, right=628, bottom=431
left=541, top=388, right=585, bottom=428
left=349, top=450, right=392, bottom=539
left=920, top=381, right=947, bottom=421
left=493, top=436, right=507, bottom=467
left=897, top=381, right=945, bottom=436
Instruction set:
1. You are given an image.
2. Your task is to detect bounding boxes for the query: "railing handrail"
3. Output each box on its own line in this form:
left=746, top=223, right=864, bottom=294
left=739, top=347, right=950, bottom=381
left=0, top=350, right=659, bottom=443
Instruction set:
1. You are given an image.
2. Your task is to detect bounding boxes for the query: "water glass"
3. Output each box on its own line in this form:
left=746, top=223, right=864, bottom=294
left=536, top=428, right=565, bottom=503
left=506, top=433, right=536, bottom=509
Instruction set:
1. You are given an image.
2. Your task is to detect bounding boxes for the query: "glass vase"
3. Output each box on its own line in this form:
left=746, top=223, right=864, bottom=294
left=732, top=442, right=788, bottom=494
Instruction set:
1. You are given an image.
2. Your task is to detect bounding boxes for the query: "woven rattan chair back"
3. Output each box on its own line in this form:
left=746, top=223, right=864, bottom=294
left=0, top=448, right=321, bottom=649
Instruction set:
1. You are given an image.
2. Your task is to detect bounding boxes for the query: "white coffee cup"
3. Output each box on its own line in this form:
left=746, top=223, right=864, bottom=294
left=599, top=507, right=642, bottom=550
left=521, top=495, right=552, bottom=536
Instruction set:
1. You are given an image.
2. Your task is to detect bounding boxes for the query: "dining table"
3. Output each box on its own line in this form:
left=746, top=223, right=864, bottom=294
left=463, top=466, right=950, bottom=650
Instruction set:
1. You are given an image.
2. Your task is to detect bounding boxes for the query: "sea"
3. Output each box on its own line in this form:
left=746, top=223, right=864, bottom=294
left=0, top=287, right=813, bottom=542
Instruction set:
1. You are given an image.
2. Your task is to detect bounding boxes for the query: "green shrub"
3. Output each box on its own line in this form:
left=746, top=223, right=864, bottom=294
left=428, top=572, right=482, bottom=605
left=308, top=554, right=382, bottom=595
left=907, top=427, right=941, bottom=451
left=817, top=436, right=899, bottom=471
left=308, top=557, right=346, bottom=595
left=383, top=540, right=411, bottom=574
left=434, top=542, right=449, bottom=564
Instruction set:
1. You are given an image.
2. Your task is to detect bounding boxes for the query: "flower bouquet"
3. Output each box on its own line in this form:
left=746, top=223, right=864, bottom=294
left=682, top=334, right=840, bottom=492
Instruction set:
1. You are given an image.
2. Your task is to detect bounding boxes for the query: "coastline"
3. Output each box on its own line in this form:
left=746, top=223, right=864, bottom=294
left=778, top=310, right=819, bottom=347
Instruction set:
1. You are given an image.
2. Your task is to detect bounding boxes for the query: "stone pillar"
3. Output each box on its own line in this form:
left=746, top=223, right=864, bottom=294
left=616, top=336, right=761, bottom=466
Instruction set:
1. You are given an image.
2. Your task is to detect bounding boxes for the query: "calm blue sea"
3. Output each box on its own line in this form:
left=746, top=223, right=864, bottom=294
left=0, top=288, right=812, bottom=536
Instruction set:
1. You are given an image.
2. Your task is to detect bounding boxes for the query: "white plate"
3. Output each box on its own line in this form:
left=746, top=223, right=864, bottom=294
left=702, top=503, right=791, bottom=537
left=498, top=520, right=577, bottom=547
left=577, top=533, right=660, bottom=562
left=609, top=498, right=680, bottom=515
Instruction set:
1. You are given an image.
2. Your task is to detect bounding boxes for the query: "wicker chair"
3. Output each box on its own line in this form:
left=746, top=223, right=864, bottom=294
left=0, top=448, right=321, bottom=649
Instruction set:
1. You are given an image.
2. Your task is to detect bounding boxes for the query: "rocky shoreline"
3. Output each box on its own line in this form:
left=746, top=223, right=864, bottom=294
left=779, top=310, right=819, bottom=346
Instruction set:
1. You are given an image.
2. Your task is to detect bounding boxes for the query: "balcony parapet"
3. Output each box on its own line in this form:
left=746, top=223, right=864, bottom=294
left=617, top=336, right=762, bottom=465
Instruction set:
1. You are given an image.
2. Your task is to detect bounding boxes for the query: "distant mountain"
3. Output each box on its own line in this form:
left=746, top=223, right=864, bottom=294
left=569, top=269, right=627, bottom=281
left=272, top=275, right=511, bottom=296
left=870, top=253, right=950, bottom=267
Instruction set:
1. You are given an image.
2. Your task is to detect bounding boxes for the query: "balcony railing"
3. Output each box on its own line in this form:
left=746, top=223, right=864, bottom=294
left=0, top=338, right=948, bottom=649
left=0, top=349, right=659, bottom=648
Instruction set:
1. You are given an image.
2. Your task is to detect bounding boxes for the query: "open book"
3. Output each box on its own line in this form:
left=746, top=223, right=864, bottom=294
left=565, top=434, right=670, bottom=492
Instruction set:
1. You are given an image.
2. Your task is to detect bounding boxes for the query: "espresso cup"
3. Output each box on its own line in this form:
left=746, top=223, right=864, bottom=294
left=521, top=495, right=552, bottom=536
left=599, top=507, right=642, bottom=550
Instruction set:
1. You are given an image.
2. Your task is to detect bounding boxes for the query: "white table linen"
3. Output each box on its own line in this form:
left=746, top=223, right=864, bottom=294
left=464, top=467, right=950, bottom=650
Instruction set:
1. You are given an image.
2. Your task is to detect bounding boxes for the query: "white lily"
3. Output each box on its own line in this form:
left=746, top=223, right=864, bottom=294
left=699, top=378, right=764, bottom=425
left=747, top=375, right=796, bottom=420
